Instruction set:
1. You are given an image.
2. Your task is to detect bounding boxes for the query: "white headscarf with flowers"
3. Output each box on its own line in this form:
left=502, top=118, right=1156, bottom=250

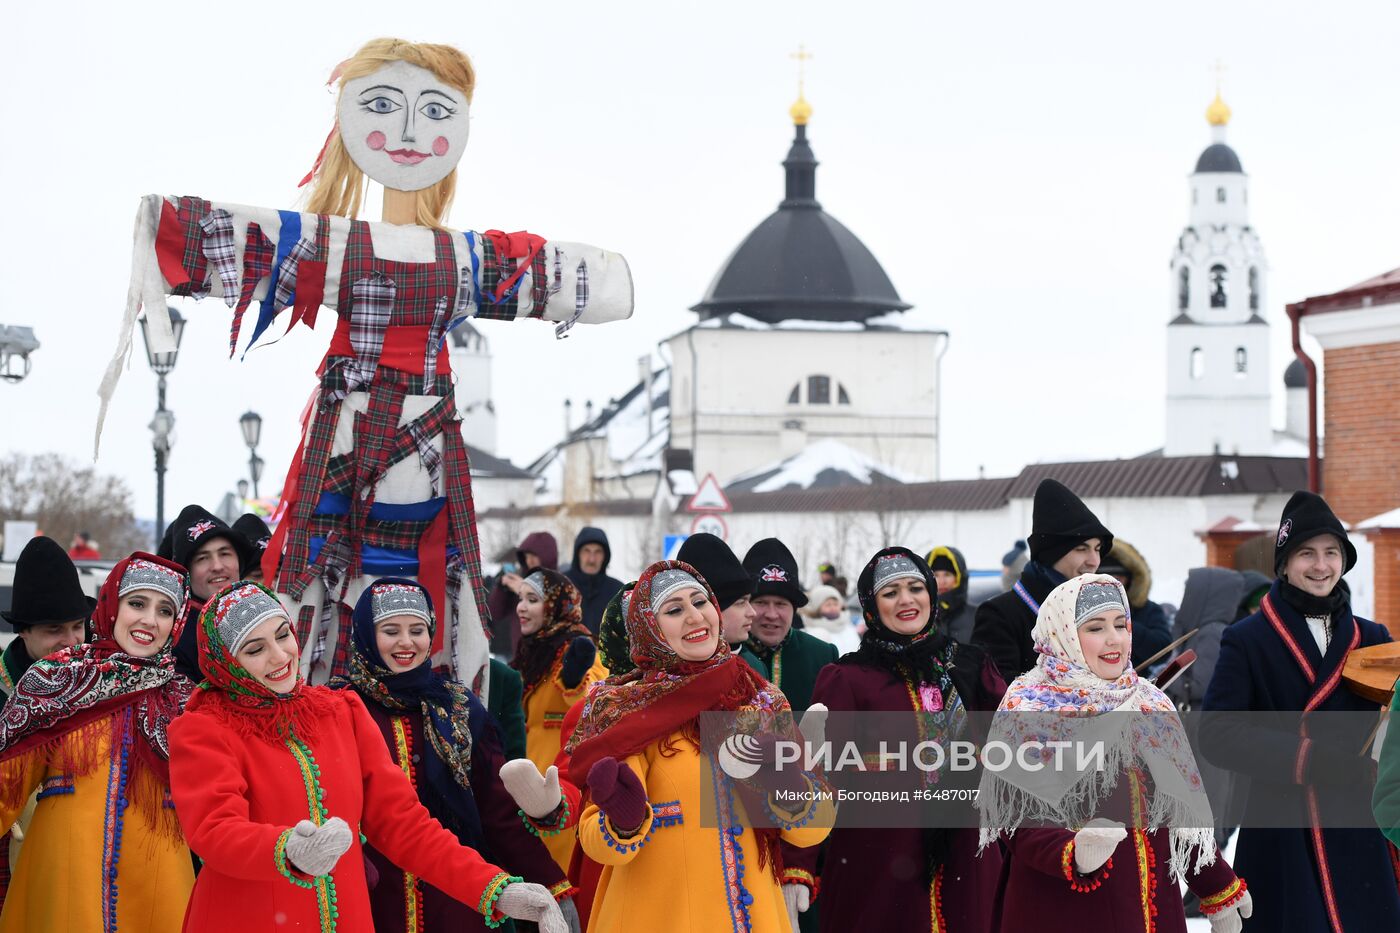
left=976, top=574, right=1216, bottom=880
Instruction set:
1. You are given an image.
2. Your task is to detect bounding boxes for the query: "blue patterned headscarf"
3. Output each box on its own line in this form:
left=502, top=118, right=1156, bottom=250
left=335, top=577, right=487, bottom=846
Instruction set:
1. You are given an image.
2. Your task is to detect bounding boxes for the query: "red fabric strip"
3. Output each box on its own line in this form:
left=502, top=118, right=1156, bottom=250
left=418, top=508, right=450, bottom=658
left=155, top=199, right=193, bottom=291
left=325, top=318, right=452, bottom=378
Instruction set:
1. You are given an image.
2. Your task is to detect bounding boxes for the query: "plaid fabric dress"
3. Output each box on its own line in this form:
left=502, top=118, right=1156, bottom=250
left=114, top=194, right=634, bottom=692
left=274, top=219, right=491, bottom=685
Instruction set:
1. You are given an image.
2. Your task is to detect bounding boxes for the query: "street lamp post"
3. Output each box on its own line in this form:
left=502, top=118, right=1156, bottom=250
left=0, top=325, right=40, bottom=383
left=139, top=307, right=186, bottom=549
left=239, top=410, right=263, bottom=498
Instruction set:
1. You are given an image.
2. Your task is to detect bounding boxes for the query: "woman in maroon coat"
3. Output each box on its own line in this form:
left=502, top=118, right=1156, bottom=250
left=977, top=574, right=1252, bottom=933
left=336, top=578, right=581, bottom=932
left=810, top=546, right=1007, bottom=933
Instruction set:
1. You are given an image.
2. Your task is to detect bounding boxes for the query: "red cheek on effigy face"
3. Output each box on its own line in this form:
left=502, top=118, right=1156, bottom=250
left=366, top=131, right=387, bottom=151
left=432, top=136, right=450, bottom=156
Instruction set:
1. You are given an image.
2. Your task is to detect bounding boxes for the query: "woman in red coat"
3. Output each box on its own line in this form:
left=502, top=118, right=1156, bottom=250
left=168, top=580, right=568, bottom=933
left=977, top=574, right=1251, bottom=933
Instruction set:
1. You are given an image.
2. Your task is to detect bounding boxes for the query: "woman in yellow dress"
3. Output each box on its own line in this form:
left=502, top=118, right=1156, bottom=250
left=0, top=553, right=196, bottom=932
left=511, top=568, right=607, bottom=869
left=568, top=560, right=834, bottom=932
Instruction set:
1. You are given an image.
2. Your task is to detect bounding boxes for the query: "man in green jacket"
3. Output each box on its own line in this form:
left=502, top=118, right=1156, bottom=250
left=740, top=538, right=837, bottom=713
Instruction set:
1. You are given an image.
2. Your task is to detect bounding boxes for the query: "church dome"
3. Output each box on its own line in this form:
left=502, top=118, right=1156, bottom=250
left=1284, top=357, right=1307, bottom=389
left=692, top=106, right=909, bottom=324
left=1195, top=143, right=1243, bottom=174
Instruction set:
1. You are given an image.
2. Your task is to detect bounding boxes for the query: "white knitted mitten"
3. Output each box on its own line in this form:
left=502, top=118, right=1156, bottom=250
left=1072, top=819, right=1126, bottom=874
left=498, top=760, right=563, bottom=819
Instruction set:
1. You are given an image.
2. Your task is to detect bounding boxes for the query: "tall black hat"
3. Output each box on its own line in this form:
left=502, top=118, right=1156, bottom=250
left=2, top=536, right=96, bottom=629
left=1026, top=479, right=1114, bottom=567
left=677, top=534, right=752, bottom=610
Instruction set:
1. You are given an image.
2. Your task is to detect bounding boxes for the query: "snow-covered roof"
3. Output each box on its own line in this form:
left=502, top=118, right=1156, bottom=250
left=689, top=311, right=941, bottom=335
left=726, top=439, right=919, bottom=494
left=1270, top=431, right=1310, bottom=459
left=526, top=368, right=671, bottom=502
left=1357, top=507, right=1400, bottom=530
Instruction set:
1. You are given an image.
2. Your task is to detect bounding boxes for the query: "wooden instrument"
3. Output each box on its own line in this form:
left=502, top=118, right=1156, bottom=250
left=1342, top=641, right=1400, bottom=706
left=1134, top=628, right=1199, bottom=674
left=1153, top=649, right=1196, bottom=693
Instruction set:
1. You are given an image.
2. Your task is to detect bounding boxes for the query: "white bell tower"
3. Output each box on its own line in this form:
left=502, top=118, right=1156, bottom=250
left=1164, top=90, right=1272, bottom=456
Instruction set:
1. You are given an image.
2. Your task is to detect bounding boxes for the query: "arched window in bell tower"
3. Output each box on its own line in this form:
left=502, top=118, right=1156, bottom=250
left=1210, top=265, right=1228, bottom=309
left=1190, top=347, right=1205, bottom=380
left=1235, top=347, right=1248, bottom=375
left=1178, top=266, right=1190, bottom=311
left=1248, top=267, right=1260, bottom=311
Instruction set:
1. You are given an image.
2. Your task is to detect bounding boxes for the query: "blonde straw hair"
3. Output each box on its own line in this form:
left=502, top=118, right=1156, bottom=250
left=306, top=38, right=476, bottom=229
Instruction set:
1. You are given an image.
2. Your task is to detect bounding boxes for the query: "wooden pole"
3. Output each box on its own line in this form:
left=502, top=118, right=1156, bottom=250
left=382, top=188, right=417, bottom=226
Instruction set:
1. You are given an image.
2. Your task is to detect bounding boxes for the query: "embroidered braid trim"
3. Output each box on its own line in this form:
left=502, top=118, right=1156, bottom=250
left=1061, top=840, right=1113, bottom=892
left=390, top=718, right=424, bottom=933
left=782, top=867, right=820, bottom=898
left=931, top=865, right=946, bottom=933
left=283, top=733, right=340, bottom=932
left=1199, top=878, right=1248, bottom=915
left=478, top=872, right=523, bottom=929
left=519, top=798, right=571, bottom=838
left=548, top=878, right=580, bottom=900
left=275, top=829, right=315, bottom=889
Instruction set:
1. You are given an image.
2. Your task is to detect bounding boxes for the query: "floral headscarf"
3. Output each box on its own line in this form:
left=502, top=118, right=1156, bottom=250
left=335, top=577, right=485, bottom=842
left=978, top=574, right=1215, bottom=880
left=509, top=568, right=592, bottom=695
left=567, top=560, right=791, bottom=767
left=186, top=581, right=337, bottom=742
left=0, top=553, right=193, bottom=831
left=566, top=560, right=798, bottom=877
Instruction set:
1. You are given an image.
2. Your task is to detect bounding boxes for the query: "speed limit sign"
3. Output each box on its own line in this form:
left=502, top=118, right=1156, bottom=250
left=690, top=513, right=728, bottom=540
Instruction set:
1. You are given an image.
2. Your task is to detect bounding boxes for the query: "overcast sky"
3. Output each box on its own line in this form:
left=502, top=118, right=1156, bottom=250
left=4, top=0, right=1398, bottom=524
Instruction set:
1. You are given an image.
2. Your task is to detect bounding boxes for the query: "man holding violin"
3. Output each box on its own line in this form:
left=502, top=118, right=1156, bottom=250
left=1201, top=491, right=1400, bottom=931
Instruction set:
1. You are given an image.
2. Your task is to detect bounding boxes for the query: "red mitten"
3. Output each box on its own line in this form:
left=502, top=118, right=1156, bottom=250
left=587, top=757, right=648, bottom=833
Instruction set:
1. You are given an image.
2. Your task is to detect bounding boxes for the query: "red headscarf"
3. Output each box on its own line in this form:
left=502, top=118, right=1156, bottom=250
left=0, top=553, right=193, bottom=822
left=566, top=561, right=802, bottom=876
left=183, top=581, right=339, bottom=743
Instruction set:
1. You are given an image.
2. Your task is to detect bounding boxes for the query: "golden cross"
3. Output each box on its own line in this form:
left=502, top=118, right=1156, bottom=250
left=791, top=43, right=814, bottom=95
left=1213, top=58, right=1227, bottom=94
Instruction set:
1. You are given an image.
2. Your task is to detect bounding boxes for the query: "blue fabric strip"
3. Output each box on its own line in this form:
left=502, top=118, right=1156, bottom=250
left=313, top=493, right=446, bottom=522
left=308, top=537, right=459, bottom=575
left=444, top=231, right=482, bottom=344
left=244, top=210, right=302, bottom=354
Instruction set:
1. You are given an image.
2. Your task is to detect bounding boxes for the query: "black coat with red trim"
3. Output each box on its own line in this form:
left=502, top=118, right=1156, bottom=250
left=1200, top=578, right=1400, bottom=933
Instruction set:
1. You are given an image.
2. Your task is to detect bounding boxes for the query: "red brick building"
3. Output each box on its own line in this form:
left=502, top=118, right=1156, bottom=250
left=1289, top=269, right=1400, bottom=635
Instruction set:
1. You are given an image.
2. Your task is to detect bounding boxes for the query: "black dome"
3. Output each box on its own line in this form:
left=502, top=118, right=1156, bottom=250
left=692, top=124, right=909, bottom=323
left=1284, top=358, right=1307, bottom=389
left=1195, top=143, right=1243, bottom=174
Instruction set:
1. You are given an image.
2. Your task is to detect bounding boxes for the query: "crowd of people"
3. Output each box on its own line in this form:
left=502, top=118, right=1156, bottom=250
left=0, top=478, right=1397, bottom=932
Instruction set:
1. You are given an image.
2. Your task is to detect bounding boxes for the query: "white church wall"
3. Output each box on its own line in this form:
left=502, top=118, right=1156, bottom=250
left=666, top=327, right=941, bottom=484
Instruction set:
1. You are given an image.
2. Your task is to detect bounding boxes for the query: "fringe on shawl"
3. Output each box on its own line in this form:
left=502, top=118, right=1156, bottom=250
left=0, top=715, right=184, bottom=842
left=976, top=736, right=1218, bottom=881
left=183, top=684, right=343, bottom=745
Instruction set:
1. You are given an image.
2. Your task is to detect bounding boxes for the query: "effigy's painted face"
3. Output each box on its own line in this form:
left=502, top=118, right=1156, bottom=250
left=338, top=60, right=470, bottom=192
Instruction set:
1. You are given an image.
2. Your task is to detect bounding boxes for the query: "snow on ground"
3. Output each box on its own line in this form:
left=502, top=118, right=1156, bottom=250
left=728, top=438, right=920, bottom=493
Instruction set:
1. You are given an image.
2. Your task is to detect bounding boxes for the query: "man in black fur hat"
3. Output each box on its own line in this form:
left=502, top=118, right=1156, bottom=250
left=972, top=479, right=1113, bottom=683
left=1, top=536, right=95, bottom=702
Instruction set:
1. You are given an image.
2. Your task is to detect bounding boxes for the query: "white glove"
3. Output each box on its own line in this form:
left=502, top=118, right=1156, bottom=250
left=783, top=882, right=811, bottom=931
left=559, top=894, right=582, bottom=933
left=284, top=816, right=353, bottom=877
left=800, top=703, right=828, bottom=764
left=1072, top=819, right=1126, bottom=874
left=1208, top=890, right=1253, bottom=933
left=496, top=881, right=568, bottom=933
left=499, top=759, right=563, bottom=819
